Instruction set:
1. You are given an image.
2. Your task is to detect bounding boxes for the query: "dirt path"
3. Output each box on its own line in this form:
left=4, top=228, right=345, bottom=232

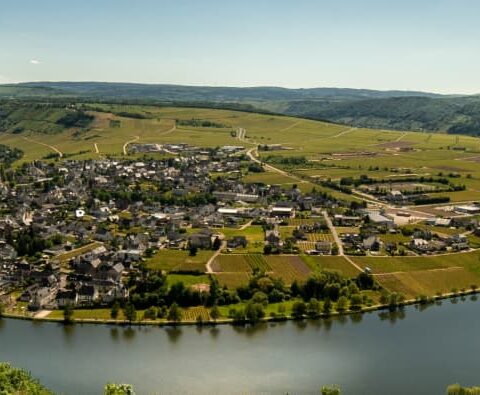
left=205, top=240, right=226, bottom=274
left=123, top=135, right=140, bottom=155
left=22, top=136, right=63, bottom=158
left=280, top=120, right=302, bottom=132
left=330, top=127, right=357, bottom=139
left=94, top=143, right=99, bottom=154
left=238, top=220, right=253, bottom=230
left=373, top=266, right=463, bottom=277
left=34, top=310, right=52, bottom=319
left=395, top=132, right=408, bottom=142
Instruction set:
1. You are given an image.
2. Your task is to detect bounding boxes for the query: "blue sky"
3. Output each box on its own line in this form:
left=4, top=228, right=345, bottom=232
left=1, top=0, right=480, bottom=93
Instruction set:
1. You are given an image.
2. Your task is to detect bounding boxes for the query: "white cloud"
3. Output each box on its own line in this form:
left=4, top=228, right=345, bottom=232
left=30, top=59, right=41, bottom=65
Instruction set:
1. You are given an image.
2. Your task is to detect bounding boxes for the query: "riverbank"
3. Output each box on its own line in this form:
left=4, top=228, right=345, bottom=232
left=2, top=289, right=477, bottom=327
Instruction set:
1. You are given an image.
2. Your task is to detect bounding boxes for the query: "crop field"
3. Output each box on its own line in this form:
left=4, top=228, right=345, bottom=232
left=245, top=254, right=271, bottom=272
left=376, top=267, right=479, bottom=298
left=306, top=233, right=334, bottom=243
left=145, top=249, right=212, bottom=272
left=215, top=272, right=251, bottom=289
left=301, top=255, right=361, bottom=277
left=265, top=256, right=312, bottom=284
left=287, top=218, right=319, bottom=226
left=213, top=254, right=252, bottom=272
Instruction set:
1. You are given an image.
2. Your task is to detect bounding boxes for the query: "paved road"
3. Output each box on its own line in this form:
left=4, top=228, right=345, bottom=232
left=322, top=210, right=364, bottom=273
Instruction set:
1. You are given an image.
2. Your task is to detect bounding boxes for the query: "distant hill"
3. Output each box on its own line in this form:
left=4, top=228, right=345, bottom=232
left=0, top=81, right=446, bottom=101
left=1, top=81, right=480, bottom=136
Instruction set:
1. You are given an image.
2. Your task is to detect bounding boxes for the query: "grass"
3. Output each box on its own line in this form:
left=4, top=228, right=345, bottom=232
left=145, top=249, right=213, bottom=272
left=166, top=274, right=210, bottom=287
left=301, top=255, right=361, bottom=277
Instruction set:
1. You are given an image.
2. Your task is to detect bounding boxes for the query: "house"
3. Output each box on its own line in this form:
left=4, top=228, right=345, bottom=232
left=29, top=287, right=56, bottom=310
left=227, top=236, right=248, bottom=249
left=78, top=284, right=99, bottom=305
left=270, top=207, right=295, bottom=218
left=265, top=229, right=282, bottom=247
left=56, top=289, right=78, bottom=307
left=315, top=241, right=332, bottom=255
left=363, top=236, right=381, bottom=251
left=333, top=215, right=362, bottom=227
left=189, top=229, right=214, bottom=249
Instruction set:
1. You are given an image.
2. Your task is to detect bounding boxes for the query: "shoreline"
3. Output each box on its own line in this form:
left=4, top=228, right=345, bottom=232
left=2, top=289, right=477, bottom=328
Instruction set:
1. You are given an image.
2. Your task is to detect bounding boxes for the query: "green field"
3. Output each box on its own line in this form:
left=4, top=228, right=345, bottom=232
left=145, top=249, right=213, bottom=272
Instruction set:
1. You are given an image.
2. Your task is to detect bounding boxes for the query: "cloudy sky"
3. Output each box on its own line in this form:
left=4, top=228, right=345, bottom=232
left=1, top=0, right=480, bottom=93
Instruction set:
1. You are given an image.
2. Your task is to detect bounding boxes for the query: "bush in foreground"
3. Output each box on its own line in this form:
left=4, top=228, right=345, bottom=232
left=0, top=362, right=54, bottom=394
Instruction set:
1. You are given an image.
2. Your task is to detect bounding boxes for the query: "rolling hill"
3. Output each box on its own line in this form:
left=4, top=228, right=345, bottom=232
left=1, top=82, right=480, bottom=135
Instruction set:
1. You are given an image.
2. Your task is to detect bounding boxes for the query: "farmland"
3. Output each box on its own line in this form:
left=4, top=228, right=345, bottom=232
left=145, top=249, right=213, bottom=272
left=3, top=103, right=480, bottom=204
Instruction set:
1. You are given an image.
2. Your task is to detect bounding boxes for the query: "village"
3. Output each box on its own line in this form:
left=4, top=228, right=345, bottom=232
left=0, top=142, right=480, bottom=318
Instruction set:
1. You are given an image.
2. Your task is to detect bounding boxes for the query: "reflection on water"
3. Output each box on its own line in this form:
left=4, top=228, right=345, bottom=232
left=122, top=326, right=136, bottom=341
left=378, top=308, right=407, bottom=324
left=110, top=327, right=119, bottom=341
left=1, top=299, right=480, bottom=395
left=165, top=326, right=182, bottom=343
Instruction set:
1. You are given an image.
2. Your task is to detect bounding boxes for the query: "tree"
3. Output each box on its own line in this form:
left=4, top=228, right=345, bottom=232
left=321, top=385, right=341, bottom=395
left=210, top=305, right=221, bottom=322
left=263, top=244, right=273, bottom=255
left=167, top=303, right=182, bottom=323
left=336, top=296, right=348, bottom=312
left=143, top=307, right=157, bottom=320
left=123, top=303, right=137, bottom=323
left=104, top=383, right=135, bottom=395
left=212, top=237, right=222, bottom=251
left=63, top=303, right=74, bottom=324
left=189, top=245, right=198, bottom=256
left=245, top=302, right=265, bottom=323
left=0, top=301, right=4, bottom=318
left=323, top=298, right=332, bottom=314
left=307, top=298, right=320, bottom=317
left=110, top=302, right=120, bottom=320
left=292, top=301, right=307, bottom=318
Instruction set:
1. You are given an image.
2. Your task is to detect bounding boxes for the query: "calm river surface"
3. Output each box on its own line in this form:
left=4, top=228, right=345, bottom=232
left=1, top=298, right=480, bottom=394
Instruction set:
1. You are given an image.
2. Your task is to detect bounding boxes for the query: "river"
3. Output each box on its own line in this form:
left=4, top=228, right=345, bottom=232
left=1, top=297, right=480, bottom=394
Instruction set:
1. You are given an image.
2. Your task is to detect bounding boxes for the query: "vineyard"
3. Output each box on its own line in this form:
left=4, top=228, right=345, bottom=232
left=306, top=233, right=335, bottom=242
left=182, top=306, right=211, bottom=321
left=245, top=254, right=272, bottom=272
left=214, top=255, right=252, bottom=272
left=266, top=256, right=312, bottom=284
left=296, top=241, right=317, bottom=252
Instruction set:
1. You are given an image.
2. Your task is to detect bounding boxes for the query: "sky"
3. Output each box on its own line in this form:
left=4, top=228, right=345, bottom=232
left=1, top=0, right=480, bottom=94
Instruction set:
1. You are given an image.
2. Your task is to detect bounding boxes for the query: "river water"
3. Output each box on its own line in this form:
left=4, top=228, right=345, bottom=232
left=1, top=297, right=479, bottom=394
